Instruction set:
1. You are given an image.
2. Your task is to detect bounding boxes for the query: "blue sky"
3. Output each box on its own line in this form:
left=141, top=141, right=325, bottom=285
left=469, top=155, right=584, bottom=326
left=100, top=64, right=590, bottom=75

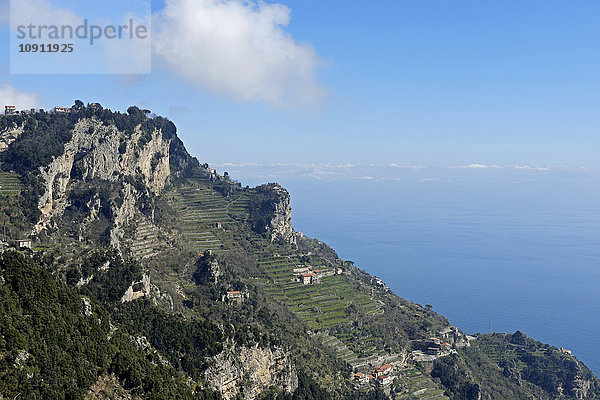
left=1, top=0, right=600, bottom=172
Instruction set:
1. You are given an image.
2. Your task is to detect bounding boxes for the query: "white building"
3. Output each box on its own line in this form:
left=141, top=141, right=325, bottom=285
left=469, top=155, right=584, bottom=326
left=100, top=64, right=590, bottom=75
left=16, top=239, right=32, bottom=249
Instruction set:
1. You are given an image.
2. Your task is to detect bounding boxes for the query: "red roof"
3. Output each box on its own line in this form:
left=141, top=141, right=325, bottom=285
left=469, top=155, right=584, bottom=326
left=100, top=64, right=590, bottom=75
left=227, top=291, right=241, bottom=294
left=376, top=364, right=391, bottom=372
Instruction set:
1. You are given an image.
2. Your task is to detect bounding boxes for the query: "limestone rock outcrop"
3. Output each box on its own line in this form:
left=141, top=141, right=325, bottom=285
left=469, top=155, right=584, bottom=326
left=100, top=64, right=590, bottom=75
left=33, top=119, right=172, bottom=237
left=204, top=344, right=298, bottom=400
left=121, top=274, right=151, bottom=303
left=265, top=184, right=296, bottom=246
left=193, top=250, right=221, bottom=284
left=0, top=123, right=24, bottom=152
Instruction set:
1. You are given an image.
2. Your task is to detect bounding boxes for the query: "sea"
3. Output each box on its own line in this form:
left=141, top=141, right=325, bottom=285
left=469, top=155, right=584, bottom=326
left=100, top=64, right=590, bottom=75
left=219, top=164, right=600, bottom=374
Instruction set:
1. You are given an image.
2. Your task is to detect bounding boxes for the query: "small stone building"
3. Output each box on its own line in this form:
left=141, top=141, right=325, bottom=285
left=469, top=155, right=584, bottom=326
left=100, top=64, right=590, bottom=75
left=223, top=290, right=248, bottom=304
left=15, top=239, right=32, bottom=250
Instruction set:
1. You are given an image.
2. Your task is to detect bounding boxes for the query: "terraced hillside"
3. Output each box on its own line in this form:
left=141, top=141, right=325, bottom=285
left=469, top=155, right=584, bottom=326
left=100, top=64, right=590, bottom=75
left=258, top=254, right=386, bottom=359
left=165, top=176, right=252, bottom=254
left=396, top=365, right=449, bottom=400
left=129, top=215, right=165, bottom=260
left=0, top=171, right=21, bottom=196
left=3, top=105, right=599, bottom=400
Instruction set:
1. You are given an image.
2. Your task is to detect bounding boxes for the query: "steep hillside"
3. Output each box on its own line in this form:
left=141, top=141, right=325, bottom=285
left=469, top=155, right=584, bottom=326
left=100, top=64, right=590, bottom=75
left=0, top=103, right=598, bottom=400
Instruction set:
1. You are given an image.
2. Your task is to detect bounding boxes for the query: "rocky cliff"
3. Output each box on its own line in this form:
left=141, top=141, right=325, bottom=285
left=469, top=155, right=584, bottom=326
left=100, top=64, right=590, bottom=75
left=34, top=118, right=172, bottom=237
left=1, top=105, right=599, bottom=400
left=0, top=123, right=24, bottom=152
left=120, top=274, right=151, bottom=303
left=267, top=184, right=296, bottom=245
left=204, top=344, right=298, bottom=400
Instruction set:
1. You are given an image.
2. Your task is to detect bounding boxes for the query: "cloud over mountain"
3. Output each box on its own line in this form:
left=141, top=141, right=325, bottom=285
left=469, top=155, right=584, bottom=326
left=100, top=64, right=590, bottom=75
left=153, top=0, right=326, bottom=108
left=0, top=83, right=42, bottom=109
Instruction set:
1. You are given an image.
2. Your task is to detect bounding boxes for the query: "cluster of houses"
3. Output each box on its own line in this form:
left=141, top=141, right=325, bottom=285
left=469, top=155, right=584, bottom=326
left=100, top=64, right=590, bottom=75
left=4, top=105, right=72, bottom=115
left=354, top=363, right=395, bottom=386
left=410, top=335, right=459, bottom=366
left=293, top=266, right=343, bottom=285
left=424, top=337, right=452, bottom=356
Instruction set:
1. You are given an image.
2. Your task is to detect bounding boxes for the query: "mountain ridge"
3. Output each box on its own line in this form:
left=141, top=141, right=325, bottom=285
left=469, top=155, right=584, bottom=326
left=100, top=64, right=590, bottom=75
left=0, top=102, right=598, bottom=400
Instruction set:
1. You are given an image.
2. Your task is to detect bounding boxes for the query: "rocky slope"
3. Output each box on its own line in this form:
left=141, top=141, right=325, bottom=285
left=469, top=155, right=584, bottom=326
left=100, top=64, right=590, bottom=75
left=205, top=344, right=298, bottom=400
left=0, top=103, right=599, bottom=400
left=34, top=118, right=171, bottom=241
left=0, top=122, right=24, bottom=152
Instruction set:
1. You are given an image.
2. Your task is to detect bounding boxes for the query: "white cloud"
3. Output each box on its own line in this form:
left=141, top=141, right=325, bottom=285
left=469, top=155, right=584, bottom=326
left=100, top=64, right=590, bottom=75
left=452, top=163, right=551, bottom=171
left=512, top=165, right=549, bottom=171
left=389, top=163, right=427, bottom=170
left=0, top=83, right=42, bottom=109
left=457, top=163, right=503, bottom=169
left=153, top=0, right=326, bottom=108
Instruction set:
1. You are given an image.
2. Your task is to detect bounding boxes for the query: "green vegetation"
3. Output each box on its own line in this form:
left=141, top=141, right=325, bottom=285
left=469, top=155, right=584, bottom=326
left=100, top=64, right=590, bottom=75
left=0, top=111, right=75, bottom=174
left=431, top=332, right=600, bottom=400
left=1, top=107, right=597, bottom=400
left=0, top=251, right=222, bottom=399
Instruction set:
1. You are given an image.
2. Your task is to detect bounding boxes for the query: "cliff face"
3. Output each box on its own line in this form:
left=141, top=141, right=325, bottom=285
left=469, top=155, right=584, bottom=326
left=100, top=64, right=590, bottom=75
left=193, top=250, right=221, bottom=284
left=0, top=123, right=24, bottom=152
left=571, top=368, right=593, bottom=399
left=204, top=344, right=298, bottom=400
left=33, top=119, right=172, bottom=242
left=120, top=274, right=151, bottom=303
left=247, top=183, right=296, bottom=245
left=2, top=106, right=599, bottom=400
left=268, top=184, right=296, bottom=245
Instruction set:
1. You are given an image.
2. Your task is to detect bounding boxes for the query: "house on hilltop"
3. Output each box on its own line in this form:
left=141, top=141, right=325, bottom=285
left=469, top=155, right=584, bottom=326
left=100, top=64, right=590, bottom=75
left=560, top=347, right=572, bottom=356
left=208, top=167, right=217, bottom=180
left=4, top=105, right=16, bottom=115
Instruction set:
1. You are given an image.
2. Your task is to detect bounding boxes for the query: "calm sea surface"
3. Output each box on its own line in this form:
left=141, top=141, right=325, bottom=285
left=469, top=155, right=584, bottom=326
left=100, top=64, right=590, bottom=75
left=272, top=177, right=600, bottom=374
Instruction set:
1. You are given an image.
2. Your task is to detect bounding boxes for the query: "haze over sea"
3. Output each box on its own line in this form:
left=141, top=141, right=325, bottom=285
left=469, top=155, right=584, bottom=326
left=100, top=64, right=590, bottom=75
left=219, top=163, right=600, bottom=374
